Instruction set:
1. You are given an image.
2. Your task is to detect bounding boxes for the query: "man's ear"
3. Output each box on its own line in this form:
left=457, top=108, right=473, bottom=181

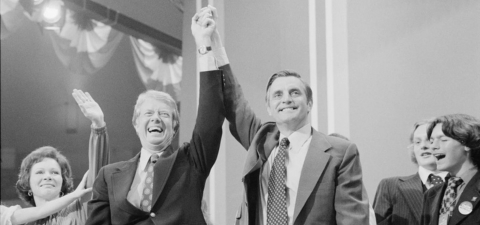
left=266, top=103, right=272, bottom=116
left=465, top=146, right=471, bottom=151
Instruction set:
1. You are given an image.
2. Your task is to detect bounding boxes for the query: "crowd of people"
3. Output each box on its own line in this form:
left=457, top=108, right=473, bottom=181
left=1, top=5, right=479, bottom=225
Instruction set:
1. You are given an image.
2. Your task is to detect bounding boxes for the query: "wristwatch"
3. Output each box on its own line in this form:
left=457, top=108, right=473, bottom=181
left=198, top=45, right=212, bottom=55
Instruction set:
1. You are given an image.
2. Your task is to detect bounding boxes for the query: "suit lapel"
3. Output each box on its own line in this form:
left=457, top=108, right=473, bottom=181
left=398, top=173, right=423, bottom=222
left=292, top=129, right=331, bottom=223
left=425, top=183, right=447, bottom=225
left=111, top=153, right=143, bottom=213
left=243, top=127, right=279, bottom=177
left=151, top=146, right=178, bottom=206
left=448, top=171, right=480, bottom=225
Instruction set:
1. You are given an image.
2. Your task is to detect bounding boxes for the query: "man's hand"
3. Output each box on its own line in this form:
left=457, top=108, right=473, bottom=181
left=203, top=5, right=223, bottom=50
left=72, top=89, right=105, bottom=128
left=191, top=6, right=216, bottom=47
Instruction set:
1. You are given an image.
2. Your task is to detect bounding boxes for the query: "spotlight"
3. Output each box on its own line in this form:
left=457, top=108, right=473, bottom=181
left=41, top=0, right=66, bottom=30
left=42, top=0, right=63, bottom=24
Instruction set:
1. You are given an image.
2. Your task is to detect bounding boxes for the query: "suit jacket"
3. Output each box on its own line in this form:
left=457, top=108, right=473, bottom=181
left=421, top=171, right=480, bottom=225
left=373, top=173, right=424, bottom=225
left=220, top=64, right=370, bottom=225
left=86, top=70, right=226, bottom=225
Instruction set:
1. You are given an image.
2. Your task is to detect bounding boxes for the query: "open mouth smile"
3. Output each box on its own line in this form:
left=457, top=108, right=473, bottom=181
left=148, top=127, right=164, bottom=133
left=433, top=153, right=446, bottom=160
left=420, top=152, right=432, bottom=157
left=279, top=107, right=298, bottom=112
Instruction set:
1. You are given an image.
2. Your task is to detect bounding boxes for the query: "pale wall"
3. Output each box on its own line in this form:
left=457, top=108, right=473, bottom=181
left=348, top=0, right=480, bottom=200
left=189, top=0, right=480, bottom=223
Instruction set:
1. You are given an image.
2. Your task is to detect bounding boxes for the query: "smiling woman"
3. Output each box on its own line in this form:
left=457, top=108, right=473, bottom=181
left=12, top=144, right=103, bottom=225
left=16, top=147, right=73, bottom=207
left=14, top=147, right=90, bottom=224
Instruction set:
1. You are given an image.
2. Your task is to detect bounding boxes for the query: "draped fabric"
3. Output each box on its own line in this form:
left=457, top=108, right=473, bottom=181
left=1, top=0, right=27, bottom=39
left=130, top=36, right=183, bottom=101
left=2, top=0, right=183, bottom=92
left=46, top=9, right=124, bottom=76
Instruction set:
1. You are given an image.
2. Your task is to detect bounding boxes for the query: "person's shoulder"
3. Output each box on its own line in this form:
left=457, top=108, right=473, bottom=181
left=324, top=134, right=353, bottom=149
left=319, top=132, right=358, bottom=156
left=424, top=182, right=444, bottom=197
left=260, top=122, right=276, bottom=130
left=253, top=122, right=277, bottom=137
left=102, top=156, right=138, bottom=171
left=379, top=174, right=414, bottom=186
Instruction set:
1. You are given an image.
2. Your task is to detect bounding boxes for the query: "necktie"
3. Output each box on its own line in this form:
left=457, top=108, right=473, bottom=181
left=428, top=174, right=444, bottom=186
left=141, top=154, right=159, bottom=212
left=267, top=138, right=290, bottom=225
left=439, top=176, right=463, bottom=216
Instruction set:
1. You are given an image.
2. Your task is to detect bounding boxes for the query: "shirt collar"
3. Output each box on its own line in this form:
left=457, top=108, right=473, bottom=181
left=456, top=166, right=478, bottom=186
left=418, top=166, right=448, bottom=185
left=139, top=148, right=162, bottom=172
left=279, top=123, right=312, bottom=153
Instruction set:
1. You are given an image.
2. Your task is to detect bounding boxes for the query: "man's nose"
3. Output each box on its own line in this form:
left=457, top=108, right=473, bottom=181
left=150, top=113, right=162, bottom=122
left=430, top=140, right=439, bottom=151
left=281, top=93, right=292, bottom=103
left=420, top=140, right=429, bottom=150
left=43, top=174, right=53, bottom=180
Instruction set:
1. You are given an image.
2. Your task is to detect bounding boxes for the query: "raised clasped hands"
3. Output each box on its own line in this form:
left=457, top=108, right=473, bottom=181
left=191, top=5, right=219, bottom=47
left=72, top=89, right=105, bottom=128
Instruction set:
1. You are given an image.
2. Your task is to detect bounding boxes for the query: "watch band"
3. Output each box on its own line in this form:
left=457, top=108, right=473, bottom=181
left=198, top=46, right=212, bottom=55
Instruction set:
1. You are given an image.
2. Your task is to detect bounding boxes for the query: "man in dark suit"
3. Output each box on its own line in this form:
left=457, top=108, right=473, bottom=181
left=85, top=14, right=226, bottom=224
left=373, top=119, right=448, bottom=225
left=421, top=114, right=480, bottom=225
left=196, top=6, right=370, bottom=225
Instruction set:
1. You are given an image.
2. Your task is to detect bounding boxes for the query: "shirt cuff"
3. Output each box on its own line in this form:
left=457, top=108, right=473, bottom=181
left=91, top=124, right=107, bottom=133
left=199, top=52, right=217, bottom=72
left=212, top=47, right=230, bottom=67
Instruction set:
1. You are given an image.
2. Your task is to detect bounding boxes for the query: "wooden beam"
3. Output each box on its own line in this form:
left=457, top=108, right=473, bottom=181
left=63, top=0, right=182, bottom=54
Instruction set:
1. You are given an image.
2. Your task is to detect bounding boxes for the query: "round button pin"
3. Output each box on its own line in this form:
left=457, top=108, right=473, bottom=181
left=458, top=201, right=473, bottom=215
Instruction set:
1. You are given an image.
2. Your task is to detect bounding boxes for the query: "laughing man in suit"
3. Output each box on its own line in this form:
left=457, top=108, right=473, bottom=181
left=85, top=14, right=226, bottom=224
left=195, top=6, right=370, bottom=225
left=421, top=114, right=480, bottom=225
left=373, top=119, right=448, bottom=225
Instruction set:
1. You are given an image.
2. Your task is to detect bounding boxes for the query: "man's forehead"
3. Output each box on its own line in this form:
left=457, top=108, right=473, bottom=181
left=269, top=76, right=306, bottom=90
left=414, top=133, right=428, bottom=138
left=140, top=98, right=173, bottom=110
left=431, top=123, right=445, bottom=136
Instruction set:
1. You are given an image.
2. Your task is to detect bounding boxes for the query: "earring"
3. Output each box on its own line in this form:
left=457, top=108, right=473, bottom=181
left=28, top=190, right=33, bottom=196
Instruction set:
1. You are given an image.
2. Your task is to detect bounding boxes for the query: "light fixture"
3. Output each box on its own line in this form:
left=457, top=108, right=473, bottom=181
left=19, top=0, right=66, bottom=30
left=41, top=0, right=66, bottom=30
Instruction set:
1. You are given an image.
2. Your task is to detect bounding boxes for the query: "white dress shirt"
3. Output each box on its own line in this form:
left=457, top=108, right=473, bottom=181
left=126, top=148, right=162, bottom=209
left=258, top=123, right=312, bottom=225
left=199, top=47, right=229, bottom=72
